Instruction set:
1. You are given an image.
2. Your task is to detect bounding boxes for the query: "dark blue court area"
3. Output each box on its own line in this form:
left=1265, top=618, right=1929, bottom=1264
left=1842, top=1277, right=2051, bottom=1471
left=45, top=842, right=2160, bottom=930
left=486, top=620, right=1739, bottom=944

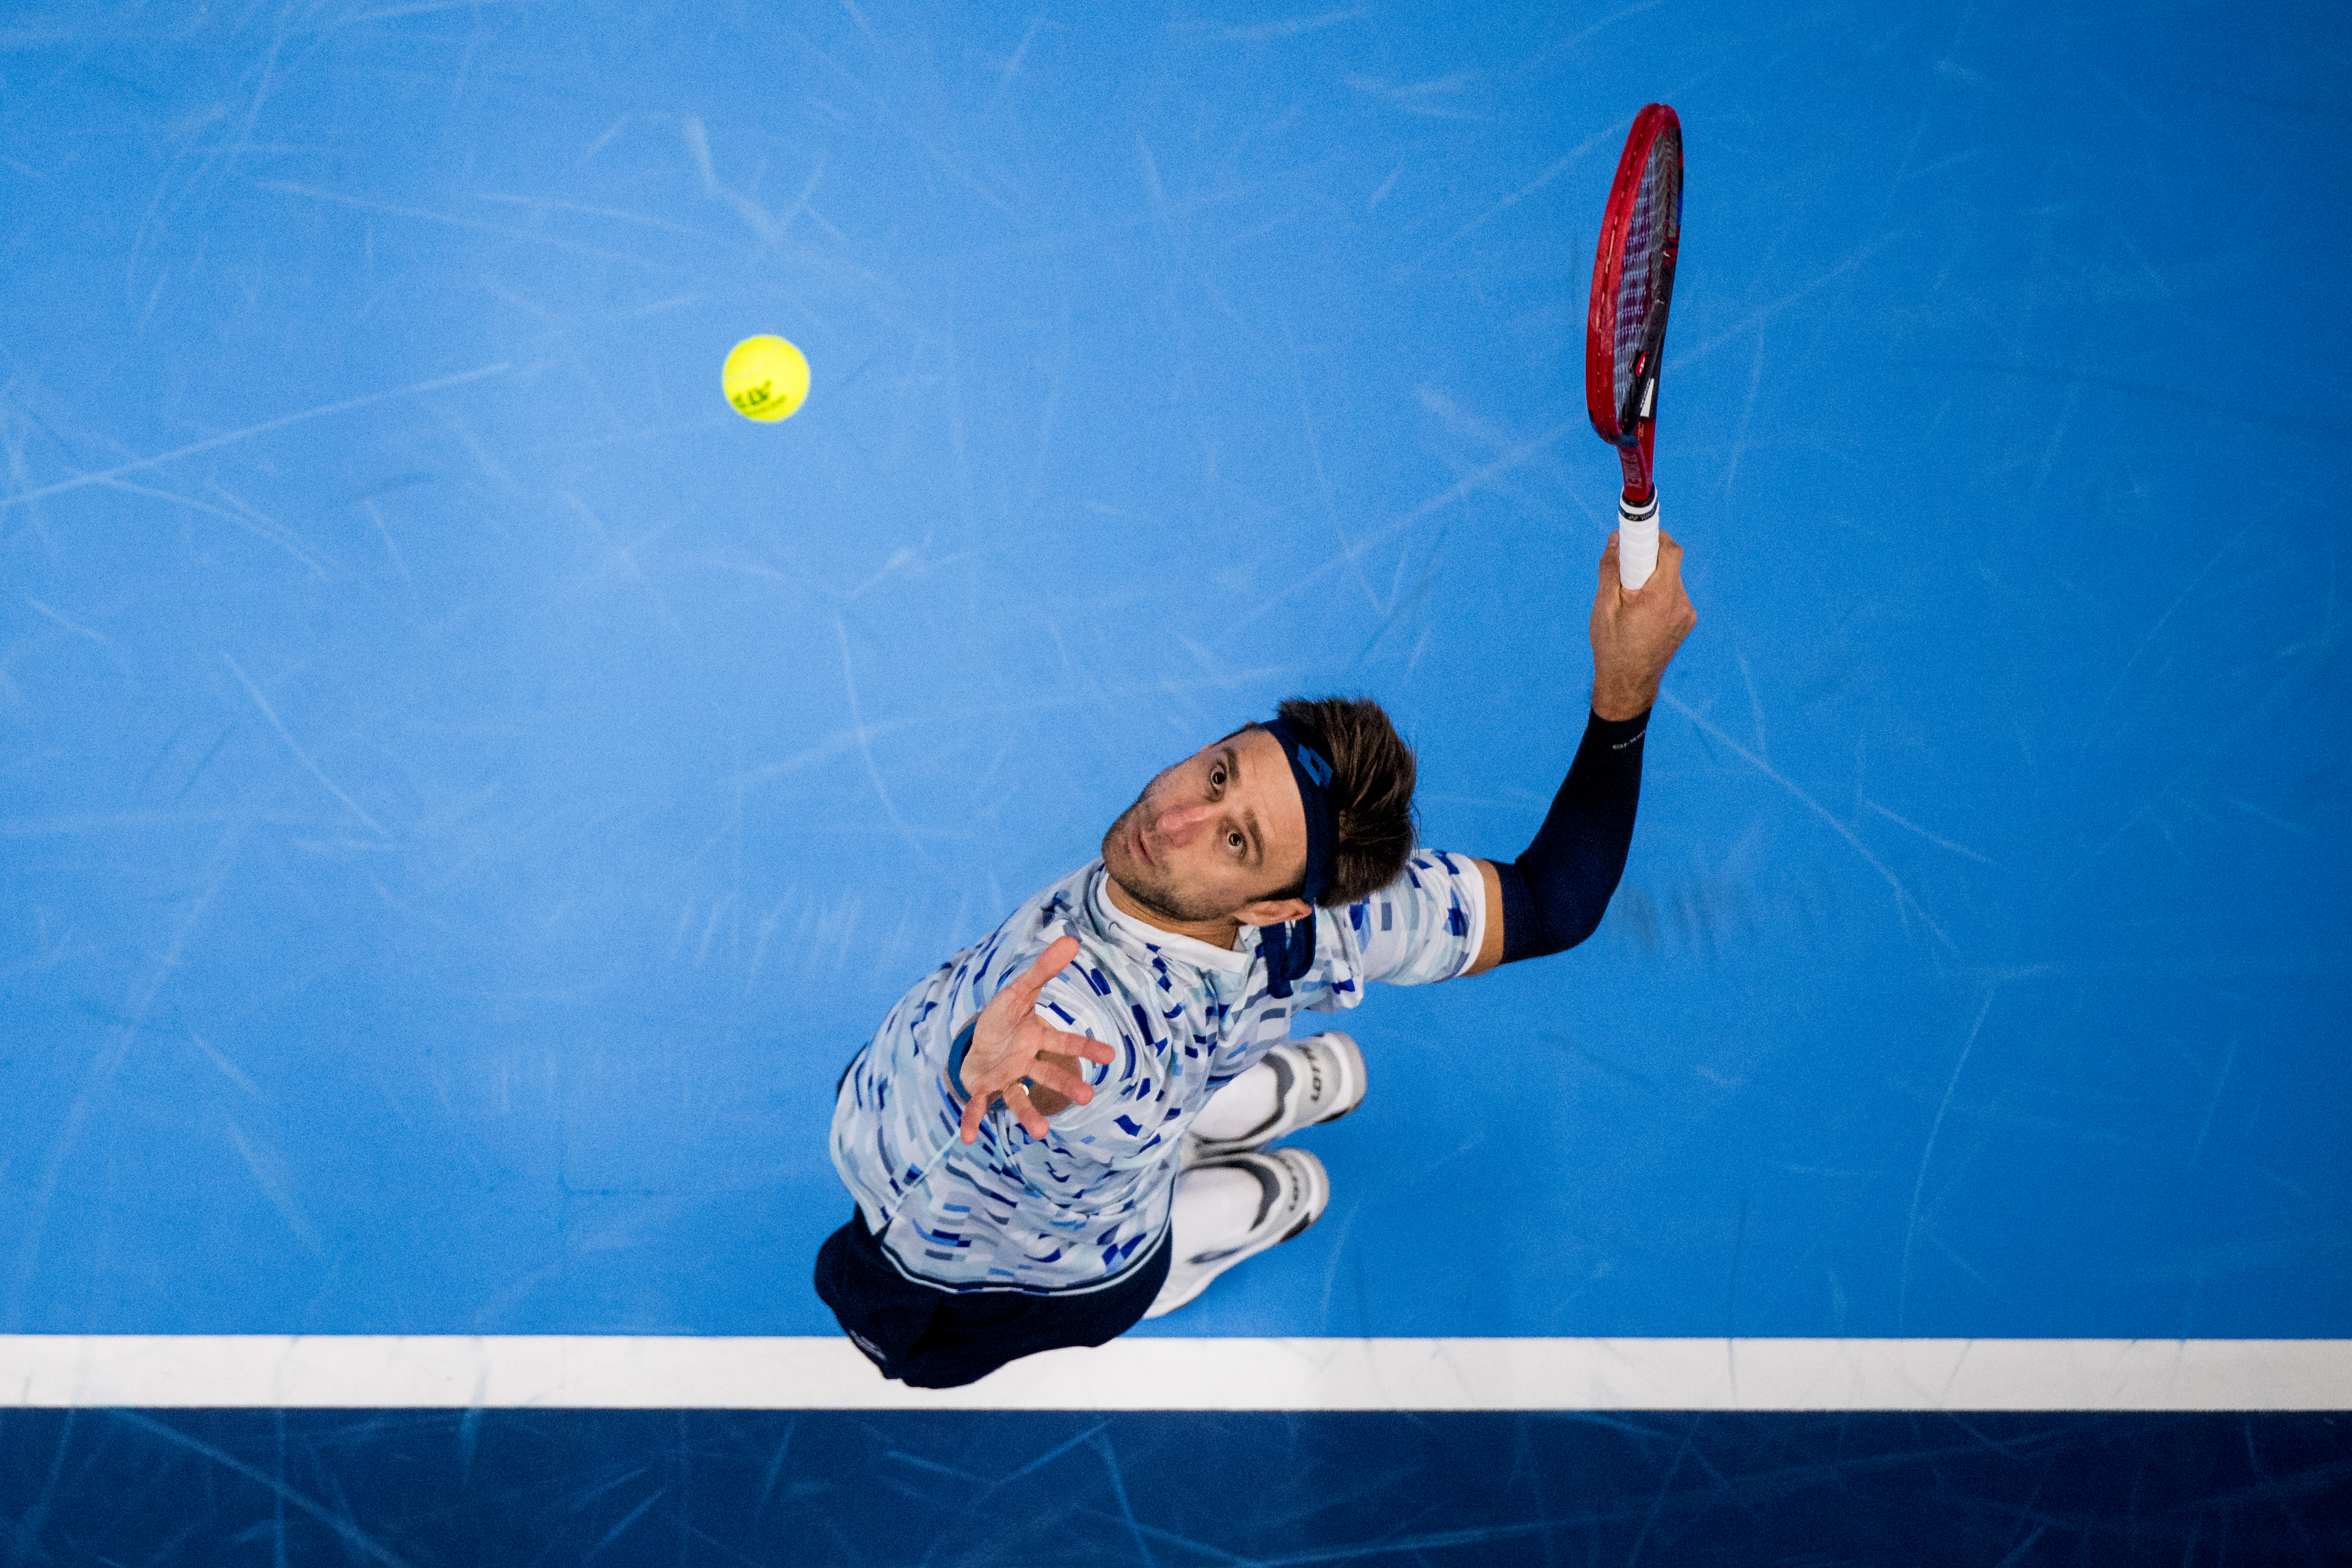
left=3, top=0, right=2347, bottom=1558
left=3, top=1409, right=2348, bottom=1566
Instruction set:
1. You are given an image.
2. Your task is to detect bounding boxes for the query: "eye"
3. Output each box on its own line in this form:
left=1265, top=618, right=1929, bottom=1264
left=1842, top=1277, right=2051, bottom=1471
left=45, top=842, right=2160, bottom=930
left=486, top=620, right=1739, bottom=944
left=1226, top=829, right=1245, bottom=856
left=1209, top=763, right=1227, bottom=793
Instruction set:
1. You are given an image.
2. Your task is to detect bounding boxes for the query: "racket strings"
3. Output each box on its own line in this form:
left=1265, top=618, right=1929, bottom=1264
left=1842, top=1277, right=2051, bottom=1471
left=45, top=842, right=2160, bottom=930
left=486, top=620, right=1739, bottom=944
left=1586, top=105, right=1681, bottom=458
left=1612, top=147, right=1672, bottom=418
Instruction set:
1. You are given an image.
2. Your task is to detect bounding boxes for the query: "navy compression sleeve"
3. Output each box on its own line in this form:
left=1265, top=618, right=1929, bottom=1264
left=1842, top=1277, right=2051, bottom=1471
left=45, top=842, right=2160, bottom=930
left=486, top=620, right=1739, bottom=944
left=1492, top=708, right=1648, bottom=964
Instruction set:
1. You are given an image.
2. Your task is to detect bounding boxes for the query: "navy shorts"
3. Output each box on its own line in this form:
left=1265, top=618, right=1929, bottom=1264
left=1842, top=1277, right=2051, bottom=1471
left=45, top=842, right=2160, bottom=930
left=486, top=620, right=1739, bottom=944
left=813, top=1210, right=1172, bottom=1390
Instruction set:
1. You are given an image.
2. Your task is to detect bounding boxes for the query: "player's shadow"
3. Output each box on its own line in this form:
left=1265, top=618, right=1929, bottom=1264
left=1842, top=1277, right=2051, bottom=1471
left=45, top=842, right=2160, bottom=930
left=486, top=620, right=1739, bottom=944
left=1605, top=864, right=1841, bottom=960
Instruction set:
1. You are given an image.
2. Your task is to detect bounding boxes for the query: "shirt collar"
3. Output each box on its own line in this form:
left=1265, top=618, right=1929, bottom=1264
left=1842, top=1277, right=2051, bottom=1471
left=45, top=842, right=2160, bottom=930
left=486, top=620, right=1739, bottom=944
left=1085, top=864, right=1252, bottom=977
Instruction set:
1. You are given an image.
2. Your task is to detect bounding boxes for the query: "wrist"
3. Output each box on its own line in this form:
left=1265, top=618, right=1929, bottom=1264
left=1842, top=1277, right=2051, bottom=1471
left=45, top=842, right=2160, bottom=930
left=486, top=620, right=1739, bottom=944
left=1591, top=677, right=1657, bottom=722
left=946, top=1020, right=976, bottom=1098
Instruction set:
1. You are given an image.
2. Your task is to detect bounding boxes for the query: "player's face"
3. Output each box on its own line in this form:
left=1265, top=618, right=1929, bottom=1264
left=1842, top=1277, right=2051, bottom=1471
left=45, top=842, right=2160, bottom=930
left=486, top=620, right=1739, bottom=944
left=1100, top=726, right=1309, bottom=926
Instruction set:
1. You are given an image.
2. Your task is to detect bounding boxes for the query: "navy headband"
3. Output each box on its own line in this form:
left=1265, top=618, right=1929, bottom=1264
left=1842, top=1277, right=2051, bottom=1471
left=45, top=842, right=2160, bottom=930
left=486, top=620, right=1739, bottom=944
left=1258, top=717, right=1338, bottom=999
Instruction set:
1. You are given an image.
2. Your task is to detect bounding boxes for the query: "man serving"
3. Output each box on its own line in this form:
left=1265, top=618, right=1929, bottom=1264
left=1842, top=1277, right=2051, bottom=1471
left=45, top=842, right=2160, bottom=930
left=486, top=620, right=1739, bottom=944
left=819, top=530, right=1697, bottom=1388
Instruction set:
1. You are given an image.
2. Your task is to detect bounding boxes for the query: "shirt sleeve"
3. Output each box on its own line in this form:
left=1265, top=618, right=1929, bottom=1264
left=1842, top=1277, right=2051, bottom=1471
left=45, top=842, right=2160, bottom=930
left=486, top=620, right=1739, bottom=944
left=1332, top=848, right=1488, bottom=990
left=1030, top=964, right=1120, bottom=1075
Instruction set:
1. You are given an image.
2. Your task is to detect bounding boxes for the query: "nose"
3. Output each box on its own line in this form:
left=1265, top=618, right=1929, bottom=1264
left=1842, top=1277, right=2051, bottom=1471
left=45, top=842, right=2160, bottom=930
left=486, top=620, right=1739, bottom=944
left=1152, top=799, right=1216, bottom=842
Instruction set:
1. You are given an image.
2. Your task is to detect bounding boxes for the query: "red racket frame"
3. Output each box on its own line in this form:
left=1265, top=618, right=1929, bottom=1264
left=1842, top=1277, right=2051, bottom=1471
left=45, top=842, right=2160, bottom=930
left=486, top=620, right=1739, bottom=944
left=1586, top=103, right=1683, bottom=507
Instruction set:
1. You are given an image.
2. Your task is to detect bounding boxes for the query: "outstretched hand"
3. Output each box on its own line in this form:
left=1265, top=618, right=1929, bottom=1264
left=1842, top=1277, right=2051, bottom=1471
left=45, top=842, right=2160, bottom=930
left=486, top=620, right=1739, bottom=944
left=1590, top=528, right=1698, bottom=721
left=953, top=934, right=1117, bottom=1144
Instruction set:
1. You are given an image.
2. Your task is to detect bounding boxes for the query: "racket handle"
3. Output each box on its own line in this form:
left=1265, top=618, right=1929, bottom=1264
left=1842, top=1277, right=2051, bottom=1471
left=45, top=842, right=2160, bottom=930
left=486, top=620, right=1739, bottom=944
left=1616, top=492, right=1659, bottom=590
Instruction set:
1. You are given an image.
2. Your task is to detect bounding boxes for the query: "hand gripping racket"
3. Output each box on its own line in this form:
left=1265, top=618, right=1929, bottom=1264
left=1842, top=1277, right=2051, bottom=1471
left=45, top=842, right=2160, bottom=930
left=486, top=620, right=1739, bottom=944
left=1587, top=103, right=1684, bottom=590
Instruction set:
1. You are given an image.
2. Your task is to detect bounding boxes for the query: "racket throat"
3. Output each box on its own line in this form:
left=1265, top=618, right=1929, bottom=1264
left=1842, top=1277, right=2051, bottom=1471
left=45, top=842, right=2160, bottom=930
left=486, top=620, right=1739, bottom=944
left=1616, top=420, right=1656, bottom=507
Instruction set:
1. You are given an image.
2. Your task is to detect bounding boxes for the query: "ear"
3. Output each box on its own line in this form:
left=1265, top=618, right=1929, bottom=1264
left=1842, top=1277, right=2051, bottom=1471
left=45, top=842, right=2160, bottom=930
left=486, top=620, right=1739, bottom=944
left=1234, top=897, right=1313, bottom=928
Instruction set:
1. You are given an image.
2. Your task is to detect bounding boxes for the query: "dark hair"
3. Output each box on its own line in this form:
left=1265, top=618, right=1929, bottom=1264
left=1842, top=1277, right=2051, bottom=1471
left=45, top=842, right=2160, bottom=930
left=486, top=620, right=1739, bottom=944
left=1265, top=695, right=1418, bottom=907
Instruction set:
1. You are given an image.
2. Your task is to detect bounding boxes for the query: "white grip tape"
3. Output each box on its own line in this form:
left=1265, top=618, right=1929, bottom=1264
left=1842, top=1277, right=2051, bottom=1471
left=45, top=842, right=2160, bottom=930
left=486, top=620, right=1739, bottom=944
left=1617, top=493, right=1659, bottom=590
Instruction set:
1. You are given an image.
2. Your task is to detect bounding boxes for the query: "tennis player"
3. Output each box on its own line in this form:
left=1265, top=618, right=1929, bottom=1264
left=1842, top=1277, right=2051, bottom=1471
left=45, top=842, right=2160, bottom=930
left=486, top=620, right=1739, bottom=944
left=818, top=529, right=1696, bottom=1388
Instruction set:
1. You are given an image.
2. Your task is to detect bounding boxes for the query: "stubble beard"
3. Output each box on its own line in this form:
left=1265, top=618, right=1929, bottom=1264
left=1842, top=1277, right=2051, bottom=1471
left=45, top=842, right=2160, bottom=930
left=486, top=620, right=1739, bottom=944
left=1099, top=799, right=1230, bottom=925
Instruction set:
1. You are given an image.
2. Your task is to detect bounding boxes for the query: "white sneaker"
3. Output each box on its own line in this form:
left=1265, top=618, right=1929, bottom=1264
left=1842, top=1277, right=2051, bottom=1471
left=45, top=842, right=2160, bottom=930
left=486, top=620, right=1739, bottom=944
left=1144, top=1147, right=1330, bottom=1319
left=1183, top=1031, right=1367, bottom=1166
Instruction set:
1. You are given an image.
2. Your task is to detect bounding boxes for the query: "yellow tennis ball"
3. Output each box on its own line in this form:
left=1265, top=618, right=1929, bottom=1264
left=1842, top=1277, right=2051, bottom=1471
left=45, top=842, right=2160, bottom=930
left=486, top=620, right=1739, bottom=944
left=722, top=335, right=809, bottom=422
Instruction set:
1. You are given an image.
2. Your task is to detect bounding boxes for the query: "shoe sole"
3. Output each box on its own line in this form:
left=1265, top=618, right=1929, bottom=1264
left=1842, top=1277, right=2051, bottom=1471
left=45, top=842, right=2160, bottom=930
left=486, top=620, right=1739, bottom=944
left=1298, top=1032, right=1366, bottom=1129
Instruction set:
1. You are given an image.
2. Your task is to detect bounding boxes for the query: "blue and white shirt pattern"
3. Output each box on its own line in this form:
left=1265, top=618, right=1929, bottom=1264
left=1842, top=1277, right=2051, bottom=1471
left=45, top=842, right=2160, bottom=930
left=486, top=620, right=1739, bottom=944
left=829, top=850, right=1488, bottom=1293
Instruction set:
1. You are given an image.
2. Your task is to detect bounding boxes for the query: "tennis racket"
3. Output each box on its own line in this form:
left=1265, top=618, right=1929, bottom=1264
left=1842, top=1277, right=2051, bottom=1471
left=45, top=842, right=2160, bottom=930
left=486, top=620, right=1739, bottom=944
left=1586, top=103, right=1684, bottom=591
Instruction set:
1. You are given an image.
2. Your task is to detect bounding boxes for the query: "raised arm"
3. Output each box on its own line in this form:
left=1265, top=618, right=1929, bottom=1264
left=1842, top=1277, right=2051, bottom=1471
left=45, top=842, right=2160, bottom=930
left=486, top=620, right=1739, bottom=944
left=1464, top=528, right=1696, bottom=976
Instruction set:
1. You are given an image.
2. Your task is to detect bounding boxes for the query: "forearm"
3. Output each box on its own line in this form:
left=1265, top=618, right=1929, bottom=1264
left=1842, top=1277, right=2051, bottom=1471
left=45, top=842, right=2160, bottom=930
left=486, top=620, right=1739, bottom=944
left=1469, top=523, right=1686, bottom=969
left=1492, top=707, right=1647, bottom=963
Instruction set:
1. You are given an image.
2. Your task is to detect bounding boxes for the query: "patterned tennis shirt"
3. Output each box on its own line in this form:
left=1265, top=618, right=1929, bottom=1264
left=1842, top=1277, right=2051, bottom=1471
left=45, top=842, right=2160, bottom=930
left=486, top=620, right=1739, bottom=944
left=828, top=849, right=1488, bottom=1293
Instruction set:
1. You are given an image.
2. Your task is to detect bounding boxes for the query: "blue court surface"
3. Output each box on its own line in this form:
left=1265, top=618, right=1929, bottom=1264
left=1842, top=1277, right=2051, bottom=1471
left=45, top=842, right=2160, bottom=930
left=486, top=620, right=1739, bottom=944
left=4, top=0, right=2348, bottom=1561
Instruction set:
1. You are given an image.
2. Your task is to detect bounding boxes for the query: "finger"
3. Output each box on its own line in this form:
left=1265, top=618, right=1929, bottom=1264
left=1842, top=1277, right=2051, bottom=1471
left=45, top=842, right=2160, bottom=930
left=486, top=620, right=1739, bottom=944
left=1007, top=1082, right=1051, bottom=1140
left=1596, top=530, right=1621, bottom=592
left=1049, top=1027, right=1117, bottom=1065
left=1025, top=1060, right=1096, bottom=1104
left=959, top=1090, right=983, bottom=1145
left=1005, top=934, right=1081, bottom=1006
left=1645, top=533, right=1689, bottom=597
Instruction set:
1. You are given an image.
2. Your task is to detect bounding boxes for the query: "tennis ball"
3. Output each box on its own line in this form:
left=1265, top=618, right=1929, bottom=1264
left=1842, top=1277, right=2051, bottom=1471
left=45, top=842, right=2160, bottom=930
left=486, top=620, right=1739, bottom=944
left=722, top=335, right=809, bottom=422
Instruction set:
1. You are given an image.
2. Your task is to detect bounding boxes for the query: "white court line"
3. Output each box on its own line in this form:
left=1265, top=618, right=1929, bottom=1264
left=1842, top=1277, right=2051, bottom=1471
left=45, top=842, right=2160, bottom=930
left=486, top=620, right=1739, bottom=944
left=3, top=1338, right=2344, bottom=1411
